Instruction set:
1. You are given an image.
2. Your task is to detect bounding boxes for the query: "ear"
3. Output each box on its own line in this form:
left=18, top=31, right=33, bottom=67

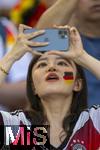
left=73, top=78, right=82, bottom=92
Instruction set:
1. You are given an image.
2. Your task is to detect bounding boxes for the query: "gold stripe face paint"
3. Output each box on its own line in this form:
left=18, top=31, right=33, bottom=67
left=63, top=72, right=74, bottom=84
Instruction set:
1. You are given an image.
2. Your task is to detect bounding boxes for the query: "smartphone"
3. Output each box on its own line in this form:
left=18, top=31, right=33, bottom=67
left=24, top=28, right=70, bottom=52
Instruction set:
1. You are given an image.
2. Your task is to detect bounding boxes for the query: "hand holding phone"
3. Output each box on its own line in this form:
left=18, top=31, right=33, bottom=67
left=24, top=28, right=70, bottom=52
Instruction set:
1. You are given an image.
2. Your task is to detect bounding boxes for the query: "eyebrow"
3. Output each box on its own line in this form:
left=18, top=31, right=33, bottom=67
left=56, top=56, right=73, bottom=66
left=38, top=56, right=73, bottom=66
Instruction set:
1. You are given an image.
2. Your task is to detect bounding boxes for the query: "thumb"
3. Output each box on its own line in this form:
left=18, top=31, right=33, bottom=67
left=70, top=27, right=82, bottom=46
left=48, top=50, right=73, bottom=59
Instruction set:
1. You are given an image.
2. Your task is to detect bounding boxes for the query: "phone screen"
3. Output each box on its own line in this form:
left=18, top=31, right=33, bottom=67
left=24, top=28, right=70, bottom=52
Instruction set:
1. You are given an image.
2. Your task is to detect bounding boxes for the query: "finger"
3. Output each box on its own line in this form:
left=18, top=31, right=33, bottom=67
left=53, top=25, right=70, bottom=37
left=53, top=25, right=65, bottom=28
left=70, top=27, right=82, bottom=46
left=25, top=40, right=49, bottom=47
left=48, top=50, right=72, bottom=59
left=48, top=50, right=66, bottom=57
left=69, top=27, right=77, bottom=46
left=25, top=30, right=45, bottom=39
left=53, top=24, right=70, bottom=30
left=19, top=24, right=32, bottom=33
left=53, top=24, right=60, bottom=28
left=33, top=50, right=43, bottom=56
left=70, top=27, right=81, bottom=39
left=25, top=45, right=43, bottom=56
left=64, top=25, right=71, bottom=29
left=28, top=49, right=43, bottom=56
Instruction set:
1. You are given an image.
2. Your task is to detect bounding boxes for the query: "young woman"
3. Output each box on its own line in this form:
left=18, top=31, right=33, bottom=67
left=0, top=24, right=99, bottom=150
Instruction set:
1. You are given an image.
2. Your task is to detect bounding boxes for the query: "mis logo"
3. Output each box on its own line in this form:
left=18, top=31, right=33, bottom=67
left=0, top=125, right=49, bottom=149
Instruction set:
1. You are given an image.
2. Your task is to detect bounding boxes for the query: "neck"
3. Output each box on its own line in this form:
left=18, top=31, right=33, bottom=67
left=69, top=15, right=100, bottom=38
left=41, top=94, right=73, bottom=127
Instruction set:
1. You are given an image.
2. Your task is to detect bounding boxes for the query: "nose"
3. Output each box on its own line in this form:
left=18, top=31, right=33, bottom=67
left=46, top=60, right=57, bottom=72
left=48, top=67, right=56, bottom=72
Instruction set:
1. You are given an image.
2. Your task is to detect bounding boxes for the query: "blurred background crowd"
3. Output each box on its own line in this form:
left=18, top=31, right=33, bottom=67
left=0, top=0, right=100, bottom=112
left=0, top=0, right=49, bottom=111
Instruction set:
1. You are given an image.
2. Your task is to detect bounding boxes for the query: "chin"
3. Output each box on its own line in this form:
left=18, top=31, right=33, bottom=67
left=39, top=89, right=58, bottom=96
left=39, top=89, right=69, bottom=98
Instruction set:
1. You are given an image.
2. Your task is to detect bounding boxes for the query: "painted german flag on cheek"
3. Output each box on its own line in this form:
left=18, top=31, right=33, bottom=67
left=63, top=72, right=74, bottom=84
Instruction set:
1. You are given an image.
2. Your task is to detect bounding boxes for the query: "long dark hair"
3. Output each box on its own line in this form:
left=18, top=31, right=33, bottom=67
left=26, top=55, right=87, bottom=140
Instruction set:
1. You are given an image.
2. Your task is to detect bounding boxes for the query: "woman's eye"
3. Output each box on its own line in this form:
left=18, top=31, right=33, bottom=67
left=37, top=62, right=47, bottom=68
left=57, top=61, right=68, bottom=66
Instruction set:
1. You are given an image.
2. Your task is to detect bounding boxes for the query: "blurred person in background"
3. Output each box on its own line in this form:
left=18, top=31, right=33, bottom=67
left=0, top=0, right=34, bottom=111
left=0, top=0, right=56, bottom=111
left=37, top=0, right=100, bottom=107
left=10, top=0, right=47, bottom=27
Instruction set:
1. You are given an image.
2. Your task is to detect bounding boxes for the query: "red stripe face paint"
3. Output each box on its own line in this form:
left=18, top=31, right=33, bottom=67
left=63, top=72, right=74, bottom=84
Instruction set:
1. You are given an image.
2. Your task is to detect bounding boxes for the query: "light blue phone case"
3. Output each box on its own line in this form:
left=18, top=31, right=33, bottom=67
left=24, top=28, right=70, bottom=52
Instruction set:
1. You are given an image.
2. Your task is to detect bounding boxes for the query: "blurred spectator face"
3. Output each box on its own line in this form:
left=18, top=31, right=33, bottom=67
left=76, top=0, right=100, bottom=21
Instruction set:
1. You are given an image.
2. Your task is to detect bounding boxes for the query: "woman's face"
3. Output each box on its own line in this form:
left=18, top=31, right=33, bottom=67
left=32, top=52, right=80, bottom=98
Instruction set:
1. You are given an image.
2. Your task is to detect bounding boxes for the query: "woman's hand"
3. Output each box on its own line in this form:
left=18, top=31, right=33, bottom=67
left=8, top=24, right=48, bottom=62
left=48, top=25, right=87, bottom=64
left=0, top=24, right=49, bottom=83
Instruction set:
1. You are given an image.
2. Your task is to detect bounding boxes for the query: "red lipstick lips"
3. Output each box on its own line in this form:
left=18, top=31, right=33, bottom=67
left=46, top=73, right=59, bottom=82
